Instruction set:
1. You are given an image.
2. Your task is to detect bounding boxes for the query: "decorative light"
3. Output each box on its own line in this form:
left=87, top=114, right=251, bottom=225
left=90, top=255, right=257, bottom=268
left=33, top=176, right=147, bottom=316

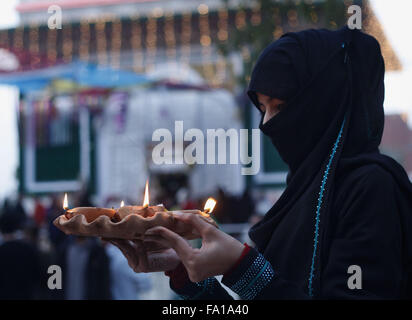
left=145, top=17, right=158, bottom=71
left=79, top=20, right=90, bottom=61
left=96, top=19, right=108, bottom=65
left=287, top=9, right=299, bottom=28
left=235, top=10, right=246, bottom=30
left=0, top=29, right=9, bottom=47
left=199, top=9, right=213, bottom=81
left=131, top=15, right=143, bottom=73
left=251, top=5, right=262, bottom=26
left=198, top=4, right=209, bottom=15
left=152, top=7, right=164, bottom=18
left=164, top=13, right=176, bottom=60
left=111, top=18, right=122, bottom=69
left=62, top=23, right=73, bottom=62
left=217, top=8, right=228, bottom=41
left=47, top=27, right=57, bottom=63
left=13, top=26, right=24, bottom=50
left=180, top=12, right=192, bottom=64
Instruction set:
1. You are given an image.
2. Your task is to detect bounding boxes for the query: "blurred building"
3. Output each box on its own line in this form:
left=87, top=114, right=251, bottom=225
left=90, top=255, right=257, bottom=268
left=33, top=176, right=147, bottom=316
left=381, top=114, right=412, bottom=178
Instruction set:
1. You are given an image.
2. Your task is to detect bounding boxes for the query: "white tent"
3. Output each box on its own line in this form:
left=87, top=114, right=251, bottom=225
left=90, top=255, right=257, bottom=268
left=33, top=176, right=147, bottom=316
left=97, top=64, right=244, bottom=204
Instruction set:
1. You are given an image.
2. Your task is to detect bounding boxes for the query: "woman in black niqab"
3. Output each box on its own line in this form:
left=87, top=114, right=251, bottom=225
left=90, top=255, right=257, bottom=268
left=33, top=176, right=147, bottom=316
left=247, top=26, right=412, bottom=298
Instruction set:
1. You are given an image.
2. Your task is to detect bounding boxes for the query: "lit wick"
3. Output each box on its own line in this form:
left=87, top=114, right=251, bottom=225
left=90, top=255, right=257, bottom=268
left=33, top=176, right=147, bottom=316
left=141, top=180, right=153, bottom=217
left=120, top=200, right=125, bottom=208
left=203, top=197, right=216, bottom=216
left=63, top=193, right=69, bottom=211
left=143, top=180, right=149, bottom=208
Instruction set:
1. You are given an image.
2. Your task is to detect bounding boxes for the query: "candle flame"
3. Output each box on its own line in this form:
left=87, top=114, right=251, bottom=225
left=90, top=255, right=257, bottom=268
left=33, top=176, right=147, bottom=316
left=63, top=193, right=68, bottom=210
left=203, top=197, right=216, bottom=214
left=143, top=180, right=149, bottom=208
left=120, top=200, right=125, bottom=208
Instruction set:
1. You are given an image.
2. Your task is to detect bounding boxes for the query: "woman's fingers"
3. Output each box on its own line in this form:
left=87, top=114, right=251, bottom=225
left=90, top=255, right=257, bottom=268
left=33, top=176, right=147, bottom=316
left=108, top=239, right=134, bottom=256
left=142, top=238, right=171, bottom=251
left=145, top=226, right=192, bottom=260
left=172, top=211, right=216, bottom=239
left=144, top=235, right=173, bottom=250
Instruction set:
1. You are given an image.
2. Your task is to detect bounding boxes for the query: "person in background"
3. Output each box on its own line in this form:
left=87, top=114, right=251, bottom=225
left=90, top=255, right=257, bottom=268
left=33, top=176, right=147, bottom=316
left=231, top=189, right=255, bottom=224
left=33, top=197, right=46, bottom=228
left=46, top=195, right=66, bottom=250
left=55, top=236, right=112, bottom=300
left=0, top=203, right=42, bottom=299
left=105, top=242, right=152, bottom=300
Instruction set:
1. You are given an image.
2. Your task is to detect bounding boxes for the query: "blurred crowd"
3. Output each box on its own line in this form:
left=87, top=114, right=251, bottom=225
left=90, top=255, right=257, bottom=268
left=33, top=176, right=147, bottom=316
left=0, top=186, right=260, bottom=300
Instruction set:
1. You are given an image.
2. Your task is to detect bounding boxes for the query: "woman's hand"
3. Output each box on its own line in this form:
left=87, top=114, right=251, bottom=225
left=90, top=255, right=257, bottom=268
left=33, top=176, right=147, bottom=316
left=104, top=238, right=181, bottom=273
left=143, top=212, right=245, bottom=282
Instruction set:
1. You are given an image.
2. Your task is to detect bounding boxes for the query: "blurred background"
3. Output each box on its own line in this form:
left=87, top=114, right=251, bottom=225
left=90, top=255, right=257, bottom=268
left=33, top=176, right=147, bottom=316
left=0, top=0, right=411, bottom=300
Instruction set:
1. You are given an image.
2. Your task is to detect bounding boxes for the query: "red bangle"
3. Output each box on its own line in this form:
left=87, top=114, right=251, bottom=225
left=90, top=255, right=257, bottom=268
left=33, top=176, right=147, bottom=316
left=223, top=243, right=251, bottom=278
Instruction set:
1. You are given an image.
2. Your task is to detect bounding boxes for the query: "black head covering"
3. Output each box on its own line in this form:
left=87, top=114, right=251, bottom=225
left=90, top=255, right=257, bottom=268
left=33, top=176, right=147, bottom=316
left=247, top=27, right=412, bottom=298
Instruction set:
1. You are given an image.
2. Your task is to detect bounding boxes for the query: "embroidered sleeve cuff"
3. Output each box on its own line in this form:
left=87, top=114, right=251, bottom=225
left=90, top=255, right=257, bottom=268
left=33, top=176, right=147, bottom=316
left=173, top=277, right=222, bottom=300
left=221, top=247, right=275, bottom=300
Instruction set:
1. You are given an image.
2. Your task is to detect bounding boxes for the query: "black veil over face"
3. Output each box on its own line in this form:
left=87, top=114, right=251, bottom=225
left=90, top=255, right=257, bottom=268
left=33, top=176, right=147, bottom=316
left=248, top=27, right=384, bottom=175
left=247, top=27, right=412, bottom=298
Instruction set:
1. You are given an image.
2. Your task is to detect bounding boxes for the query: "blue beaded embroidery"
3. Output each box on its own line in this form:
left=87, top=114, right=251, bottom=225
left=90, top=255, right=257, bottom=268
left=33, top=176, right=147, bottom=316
left=180, top=277, right=220, bottom=300
left=230, top=253, right=275, bottom=300
left=308, top=118, right=346, bottom=297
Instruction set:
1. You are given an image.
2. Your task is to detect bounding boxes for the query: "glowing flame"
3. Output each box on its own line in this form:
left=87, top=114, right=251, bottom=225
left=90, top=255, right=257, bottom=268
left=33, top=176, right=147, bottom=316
left=203, top=197, right=216, bottom=214
left=63, top=193, right=69, bottom=210
left=143, top=180, right=149, bottom=208
left=120, top=200, right=125, bottom=208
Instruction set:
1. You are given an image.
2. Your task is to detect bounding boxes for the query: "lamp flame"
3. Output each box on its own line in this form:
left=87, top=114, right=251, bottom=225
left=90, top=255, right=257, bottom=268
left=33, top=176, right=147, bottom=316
left=203, top=197, right=216, bottom=214
left=120, top=200, right=125, bottom=208
left=63, top=193, right=68, bottom=210
left=143, top=180, right=149, bottom=208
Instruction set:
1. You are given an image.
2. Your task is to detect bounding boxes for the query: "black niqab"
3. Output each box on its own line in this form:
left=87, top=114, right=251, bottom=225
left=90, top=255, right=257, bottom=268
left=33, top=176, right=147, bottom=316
left=247, top=27, right=412, bottom=298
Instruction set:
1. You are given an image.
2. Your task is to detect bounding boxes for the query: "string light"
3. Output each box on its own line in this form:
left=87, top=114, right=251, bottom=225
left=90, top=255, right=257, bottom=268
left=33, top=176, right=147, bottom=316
left=62, top=23, right=73, bottom=62
left=131, top=15, right=144, bottom=73
left=198, top=4, right=209, bottom=15
left=310, top=9, right=318, bottom=24
left=251, top=4, right=262, bottom=26
left=145, top=16, right=158, bottom=71
left=215, top=54, right=227, bottom=86
left=180, top=12, right=192, bottom=65
left=152, top=7, right=164, bottom=19
left=217, top=8, right=229, bottom=41
left=216, top=8, right=229, bottom=85
left=287, top=9, right=299, bottom=28
left=13, top=26, right=24, bottom=51
left=79, top=20, right=90, bottom=61
left=47, top=27, right=57, bottom=63
left=235, top=9, right=247, bottom=30
left=111, top=18, right=122, bottom=69
left=0, top=29, right=9, bottom=47
left=164, top=12, right=176, bottom=61
left=273, top=8, right=283, bottom=39
left=198, top=7, right=213, bottom=82
left=96, top=19, right=108, bottom=65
